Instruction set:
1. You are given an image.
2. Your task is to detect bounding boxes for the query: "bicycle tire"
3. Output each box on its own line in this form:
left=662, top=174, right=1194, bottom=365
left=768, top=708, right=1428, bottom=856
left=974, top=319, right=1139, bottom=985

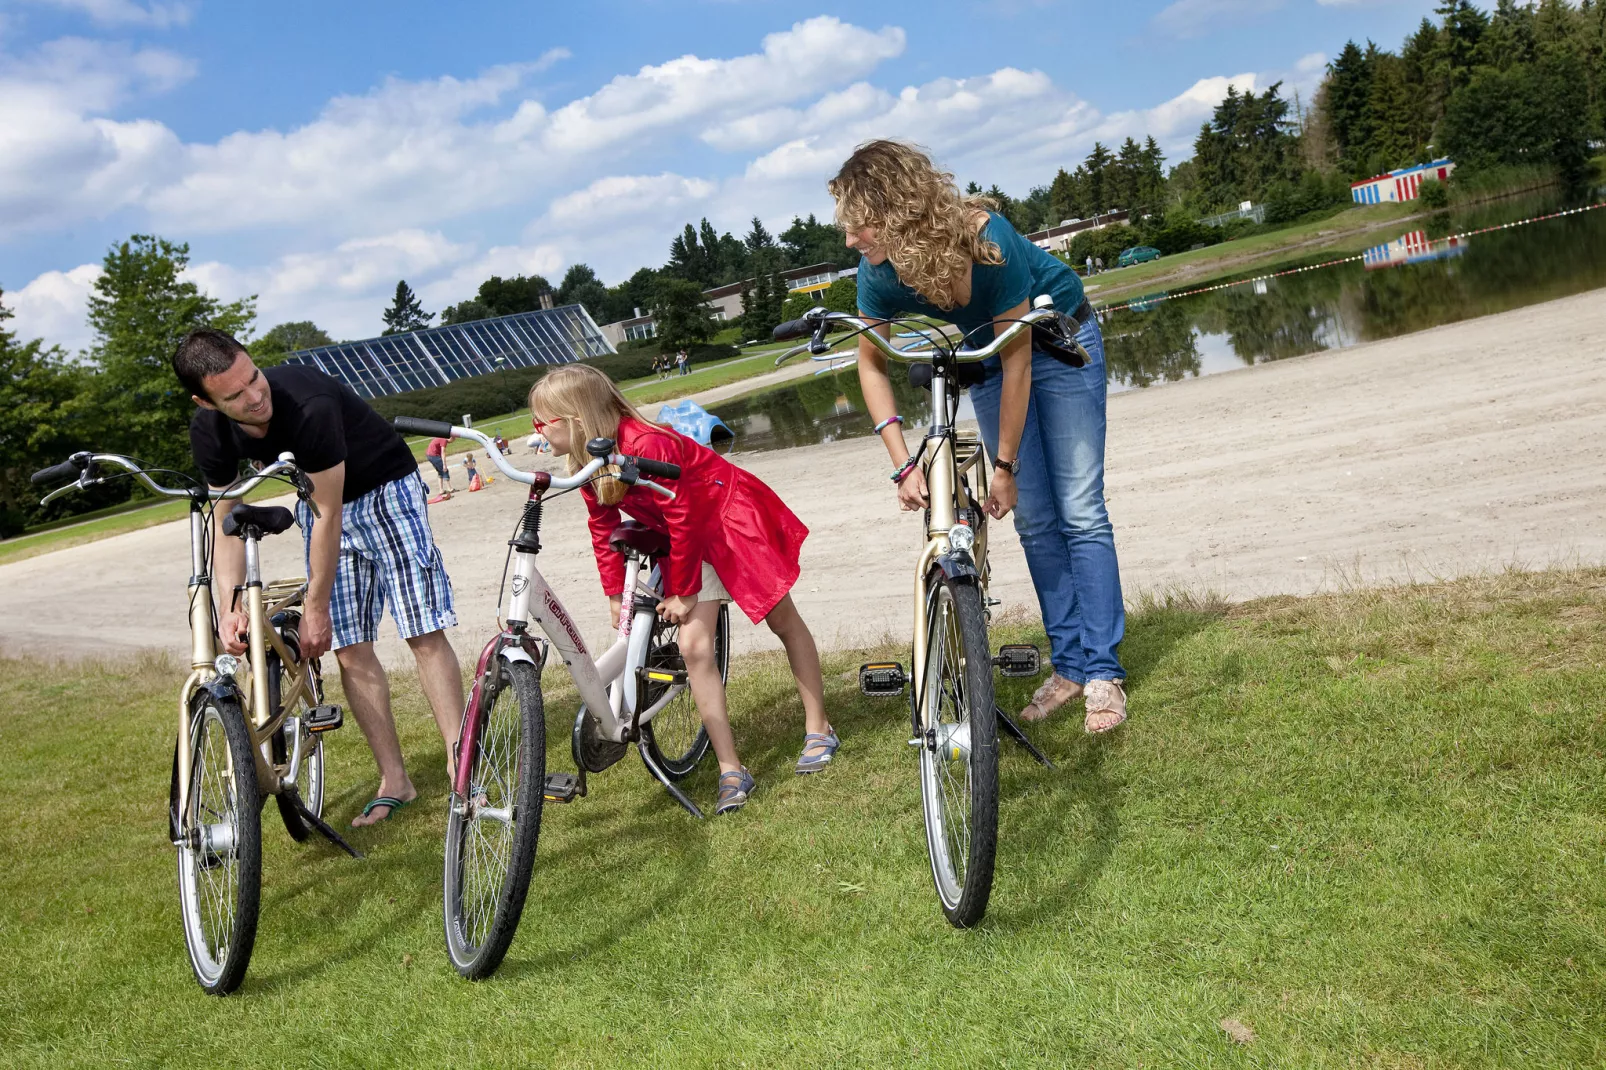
left=917, top=572, right=999, bottom=928
left=265, top=625, right=324, bottom=841
left=639, top=603, right=727, bottom=779
left=443, top=658, right=545, bottom=980
left=175, top=690, right=262, bottom=995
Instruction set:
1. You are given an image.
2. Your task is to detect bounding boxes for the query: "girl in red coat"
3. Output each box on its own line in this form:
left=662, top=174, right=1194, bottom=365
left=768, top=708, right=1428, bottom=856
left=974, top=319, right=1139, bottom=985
left=529, top=365, right=834, bottom=814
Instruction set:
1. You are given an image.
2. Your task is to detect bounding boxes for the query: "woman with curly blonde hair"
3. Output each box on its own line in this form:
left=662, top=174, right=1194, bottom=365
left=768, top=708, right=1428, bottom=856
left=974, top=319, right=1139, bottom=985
left=829, top=139, right=1128, bottom=732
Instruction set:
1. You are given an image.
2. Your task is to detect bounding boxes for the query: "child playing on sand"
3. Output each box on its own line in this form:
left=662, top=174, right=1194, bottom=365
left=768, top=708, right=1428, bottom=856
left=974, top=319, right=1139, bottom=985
left=529, top=364, right=835, bottom=814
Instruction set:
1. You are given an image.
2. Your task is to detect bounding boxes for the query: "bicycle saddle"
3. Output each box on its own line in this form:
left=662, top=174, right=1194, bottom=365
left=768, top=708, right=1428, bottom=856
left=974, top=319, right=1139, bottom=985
left=223, top=504, right=297, bottom=539
left=608, top=520, right=669, bottom=558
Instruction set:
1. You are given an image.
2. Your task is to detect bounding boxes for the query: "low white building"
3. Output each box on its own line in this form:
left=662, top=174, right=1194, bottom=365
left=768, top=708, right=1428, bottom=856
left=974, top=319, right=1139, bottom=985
left=600, top=262, right=851, bottom=344
left=1024, top=211, right=1131, bottom=253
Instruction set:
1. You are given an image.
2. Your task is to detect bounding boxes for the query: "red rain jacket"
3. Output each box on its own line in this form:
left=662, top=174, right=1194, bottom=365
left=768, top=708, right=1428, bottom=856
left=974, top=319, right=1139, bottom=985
left=582, top=417, right=808, bottom=623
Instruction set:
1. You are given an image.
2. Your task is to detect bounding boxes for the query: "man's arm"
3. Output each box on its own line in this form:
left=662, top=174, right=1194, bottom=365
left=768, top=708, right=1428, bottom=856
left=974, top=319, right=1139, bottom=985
left=211, top=495, right=249, bottom=655
left=298, top=462, right=345, bottom=661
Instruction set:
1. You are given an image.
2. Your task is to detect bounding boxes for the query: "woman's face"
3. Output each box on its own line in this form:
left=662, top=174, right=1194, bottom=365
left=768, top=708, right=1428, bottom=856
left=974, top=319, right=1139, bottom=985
left=533, top=407, right=573, bottom=454
left=843, top=222, right=888, bottom=265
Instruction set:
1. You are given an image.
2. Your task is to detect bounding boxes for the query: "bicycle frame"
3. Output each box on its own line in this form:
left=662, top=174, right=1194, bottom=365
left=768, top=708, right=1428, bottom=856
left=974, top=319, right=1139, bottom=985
left=435, top=426, right=688, bottom=800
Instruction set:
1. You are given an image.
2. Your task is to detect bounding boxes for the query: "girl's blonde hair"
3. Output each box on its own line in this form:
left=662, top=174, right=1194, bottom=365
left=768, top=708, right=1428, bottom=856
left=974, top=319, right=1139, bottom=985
left=528, top=363, right=653, bottom=505
left=828, top=139, right=1002, bottom=311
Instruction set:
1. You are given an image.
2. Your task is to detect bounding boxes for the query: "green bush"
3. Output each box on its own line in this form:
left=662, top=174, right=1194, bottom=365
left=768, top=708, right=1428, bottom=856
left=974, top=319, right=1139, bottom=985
left=1417, top=177, right=1449, bottom=210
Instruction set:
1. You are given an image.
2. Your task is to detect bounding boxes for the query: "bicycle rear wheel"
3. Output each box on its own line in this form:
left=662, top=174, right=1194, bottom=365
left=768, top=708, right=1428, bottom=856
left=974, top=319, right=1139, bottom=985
left=175, top=691, right=262, bottom=995
left=639, top=603, right=727, bottom=779
left=917, top=572, right=999, bottom=928
left=443, top=658, right=544, bottom=979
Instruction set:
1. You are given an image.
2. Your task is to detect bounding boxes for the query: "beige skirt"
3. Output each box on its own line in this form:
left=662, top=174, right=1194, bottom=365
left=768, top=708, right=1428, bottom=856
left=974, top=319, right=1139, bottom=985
left=697, top=561, right=732, bottom=604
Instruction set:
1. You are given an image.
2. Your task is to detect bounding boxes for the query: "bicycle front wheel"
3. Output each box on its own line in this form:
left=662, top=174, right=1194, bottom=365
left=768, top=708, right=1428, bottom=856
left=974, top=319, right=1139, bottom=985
left=175, top=691, right=262, bottom=995
left=443, top=658, right=544, bottom=980
left=917, top=572, right=999, bottom=928
left=640, top=603, right=727, bottom=779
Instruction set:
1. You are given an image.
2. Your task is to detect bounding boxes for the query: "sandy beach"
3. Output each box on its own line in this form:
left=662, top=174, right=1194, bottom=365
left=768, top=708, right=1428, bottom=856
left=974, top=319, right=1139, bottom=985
left=3, top=289, right=1603, bottom=666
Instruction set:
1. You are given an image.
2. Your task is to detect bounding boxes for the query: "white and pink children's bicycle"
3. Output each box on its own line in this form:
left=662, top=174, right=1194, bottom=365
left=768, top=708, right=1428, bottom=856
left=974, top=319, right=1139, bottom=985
left=393, top=418, right=730, bottom=980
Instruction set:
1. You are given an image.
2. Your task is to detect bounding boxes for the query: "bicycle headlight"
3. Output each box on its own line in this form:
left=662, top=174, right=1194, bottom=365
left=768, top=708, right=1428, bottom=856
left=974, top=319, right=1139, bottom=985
left=947, top=523, right=975, bottom=554
left=214, top=654, right=241, bottom=678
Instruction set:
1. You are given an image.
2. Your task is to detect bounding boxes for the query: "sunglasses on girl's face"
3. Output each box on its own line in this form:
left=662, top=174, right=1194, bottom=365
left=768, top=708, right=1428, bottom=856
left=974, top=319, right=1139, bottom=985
left=531, top=416, right=549, bottom=433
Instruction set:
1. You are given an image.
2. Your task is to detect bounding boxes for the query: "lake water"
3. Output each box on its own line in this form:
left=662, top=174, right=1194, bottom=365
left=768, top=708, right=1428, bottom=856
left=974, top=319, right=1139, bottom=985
left=708, top=190, right=1606, bottom=454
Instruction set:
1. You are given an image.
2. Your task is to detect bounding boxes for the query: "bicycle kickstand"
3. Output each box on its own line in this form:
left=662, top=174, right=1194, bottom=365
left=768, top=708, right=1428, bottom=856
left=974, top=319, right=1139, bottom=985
left=281, top=784, right=364, bottom=858
left=994, top=706, right=1054, bottom=769
left=636, top=741, right=705, bottom=819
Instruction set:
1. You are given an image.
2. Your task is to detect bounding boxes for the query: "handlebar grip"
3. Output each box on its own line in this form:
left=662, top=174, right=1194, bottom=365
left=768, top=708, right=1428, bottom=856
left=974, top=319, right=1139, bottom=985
left=393, top=417, right=456, bottom=438
left=772, top=318, right=812, bottom=341
left=632, top=457, right=681, bottom=481
left=31, top=457, right=84, bottom=487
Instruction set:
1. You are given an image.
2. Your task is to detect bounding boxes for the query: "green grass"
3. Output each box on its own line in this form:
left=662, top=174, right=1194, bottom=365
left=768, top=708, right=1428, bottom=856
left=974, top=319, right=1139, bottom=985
left=1084, top=202, right=1421, bottom=304
left=3, top=568, right=1604, bottom=1066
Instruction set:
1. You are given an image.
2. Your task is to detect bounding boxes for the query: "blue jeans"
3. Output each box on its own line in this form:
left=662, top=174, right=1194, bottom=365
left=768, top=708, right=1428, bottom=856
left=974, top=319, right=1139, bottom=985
left=969, top=317, right=1126, bottom=683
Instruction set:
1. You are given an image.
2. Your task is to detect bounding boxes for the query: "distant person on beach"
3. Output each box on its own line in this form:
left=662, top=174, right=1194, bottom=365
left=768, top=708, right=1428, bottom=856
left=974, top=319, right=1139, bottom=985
left=426, top=436, right=453, bottom=497
left=832, top=139, right=1129, bottom=734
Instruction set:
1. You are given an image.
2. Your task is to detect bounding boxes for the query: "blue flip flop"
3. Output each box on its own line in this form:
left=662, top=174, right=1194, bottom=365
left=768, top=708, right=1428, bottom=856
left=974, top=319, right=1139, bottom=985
left=795, top=729, right=840, bottom=774
left=355, top=796, right=410, bottom=825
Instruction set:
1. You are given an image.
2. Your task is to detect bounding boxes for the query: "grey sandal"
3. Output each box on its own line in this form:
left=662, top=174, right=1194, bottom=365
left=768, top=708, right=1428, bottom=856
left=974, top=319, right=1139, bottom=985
left=795, top=729, right=840, bottom=774
left=715, top=768, right=755, bottom=815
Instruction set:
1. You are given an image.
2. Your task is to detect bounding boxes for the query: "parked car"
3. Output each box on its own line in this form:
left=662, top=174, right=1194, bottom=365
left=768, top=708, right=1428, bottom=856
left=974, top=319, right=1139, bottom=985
left=1117, top=246, right=1162, bottom=268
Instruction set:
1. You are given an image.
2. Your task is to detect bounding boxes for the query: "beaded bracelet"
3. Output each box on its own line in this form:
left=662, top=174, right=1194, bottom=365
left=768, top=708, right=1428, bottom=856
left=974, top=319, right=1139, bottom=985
left=890, top=456, right=920, bottom=484
left=873, top=415, right=904, bottom=434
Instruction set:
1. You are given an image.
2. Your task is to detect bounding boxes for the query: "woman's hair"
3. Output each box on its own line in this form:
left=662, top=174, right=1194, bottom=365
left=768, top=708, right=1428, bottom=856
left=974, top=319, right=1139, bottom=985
left=528, top=363, right=651, bottom=505
left=828, top=139, right=1003, bottom=311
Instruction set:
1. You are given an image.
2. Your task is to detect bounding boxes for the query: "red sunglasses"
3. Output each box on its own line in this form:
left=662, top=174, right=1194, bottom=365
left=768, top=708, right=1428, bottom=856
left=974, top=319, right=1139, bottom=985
left=531, top=416, right=549, bottom=433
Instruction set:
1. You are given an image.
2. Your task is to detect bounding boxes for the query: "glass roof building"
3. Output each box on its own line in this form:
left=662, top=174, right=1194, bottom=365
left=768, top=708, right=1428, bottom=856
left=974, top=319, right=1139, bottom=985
left=286, top=304, right=614, bottom=400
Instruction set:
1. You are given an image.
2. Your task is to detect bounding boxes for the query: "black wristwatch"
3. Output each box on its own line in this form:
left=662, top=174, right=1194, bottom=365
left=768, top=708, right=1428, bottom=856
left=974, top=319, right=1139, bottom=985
left=993, top=456, right=1020, bottom=476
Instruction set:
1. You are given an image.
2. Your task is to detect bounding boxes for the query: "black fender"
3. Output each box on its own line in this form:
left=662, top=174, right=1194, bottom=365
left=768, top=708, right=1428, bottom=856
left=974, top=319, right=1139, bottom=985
left=933, top=551, right=979, bottom=582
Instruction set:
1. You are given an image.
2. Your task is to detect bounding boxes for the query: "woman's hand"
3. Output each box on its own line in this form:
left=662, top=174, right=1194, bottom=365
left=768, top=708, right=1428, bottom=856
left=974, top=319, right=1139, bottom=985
left=985, top=470, right=1017, bottom=519
left=897, top=467, right=929, bottom=512
left=608, top=594, right=624, bottom=630
left=657, top=594, right=697, bottom=625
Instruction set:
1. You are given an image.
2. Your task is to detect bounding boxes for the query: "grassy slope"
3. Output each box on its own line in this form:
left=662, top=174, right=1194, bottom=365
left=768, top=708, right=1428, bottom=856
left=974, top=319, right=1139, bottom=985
left=2, top=569, right=1603, bottom=1067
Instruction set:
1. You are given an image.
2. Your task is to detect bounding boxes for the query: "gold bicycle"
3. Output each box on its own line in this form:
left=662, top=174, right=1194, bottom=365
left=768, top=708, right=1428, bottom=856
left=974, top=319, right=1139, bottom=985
left=33, top=449, right=357, bottom=995
left=774, top=297, right=1086, bottom=926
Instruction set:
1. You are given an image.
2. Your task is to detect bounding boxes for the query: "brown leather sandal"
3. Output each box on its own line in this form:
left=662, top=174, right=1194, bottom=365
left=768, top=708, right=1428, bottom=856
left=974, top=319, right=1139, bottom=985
left=1020, top=674, right=1083, bottom=722
left=1083, top=679, right=1127, bottom=734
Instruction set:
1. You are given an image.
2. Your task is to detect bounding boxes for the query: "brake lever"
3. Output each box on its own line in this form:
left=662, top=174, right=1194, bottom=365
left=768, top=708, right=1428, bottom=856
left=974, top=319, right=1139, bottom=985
left=636, top=479, right=675, bottom=499
left=774, top=343, right=813, bottom=367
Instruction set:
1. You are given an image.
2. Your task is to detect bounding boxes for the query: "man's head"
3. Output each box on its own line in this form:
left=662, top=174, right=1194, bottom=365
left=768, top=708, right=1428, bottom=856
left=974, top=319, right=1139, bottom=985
left=173, top=328, right=273, bottom=427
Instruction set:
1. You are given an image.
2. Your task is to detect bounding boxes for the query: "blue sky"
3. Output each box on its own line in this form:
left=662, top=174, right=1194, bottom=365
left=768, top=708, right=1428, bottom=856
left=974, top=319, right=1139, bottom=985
left=1, top=0, right=1439, bottom=350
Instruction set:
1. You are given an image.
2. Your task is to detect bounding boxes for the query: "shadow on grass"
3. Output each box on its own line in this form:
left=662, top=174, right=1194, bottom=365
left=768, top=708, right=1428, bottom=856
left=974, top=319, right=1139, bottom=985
left=984, top=593, right=1226, bottom=931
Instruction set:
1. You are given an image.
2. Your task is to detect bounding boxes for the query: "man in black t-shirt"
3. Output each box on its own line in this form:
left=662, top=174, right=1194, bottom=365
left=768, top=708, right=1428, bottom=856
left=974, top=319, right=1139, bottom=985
left=176, top=328, right=463, bottom=828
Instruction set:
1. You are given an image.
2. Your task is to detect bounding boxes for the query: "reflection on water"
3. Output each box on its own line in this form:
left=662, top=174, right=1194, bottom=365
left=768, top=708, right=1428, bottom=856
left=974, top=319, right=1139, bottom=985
left=718, top=190, right=1606, bottom=453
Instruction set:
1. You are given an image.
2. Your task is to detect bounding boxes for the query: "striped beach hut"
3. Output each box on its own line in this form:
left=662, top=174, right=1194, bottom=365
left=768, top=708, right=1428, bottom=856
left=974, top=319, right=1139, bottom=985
left=1350, top=159, right=1456, bottom=205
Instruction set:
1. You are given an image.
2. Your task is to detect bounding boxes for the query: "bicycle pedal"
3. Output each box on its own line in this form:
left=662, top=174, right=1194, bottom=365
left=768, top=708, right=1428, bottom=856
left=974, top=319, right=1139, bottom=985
left=993, top=645, right=1042, bottom=678
left=305, top=704, right=344, bottom=732
left=637, top=665, right=687, bottom=690
left=542, top=772, right=583, bottom=803
left=859, top=662, right=907, bottom=697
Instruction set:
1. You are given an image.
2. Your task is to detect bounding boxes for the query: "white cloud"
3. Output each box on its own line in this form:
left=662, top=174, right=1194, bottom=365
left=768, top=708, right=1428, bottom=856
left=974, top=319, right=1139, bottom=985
left=5, top=263, right=101, bottom=355
left=23, top=0, right=194, bottom=28
left=545, top=173, right=717, bottom=227
left=1153, top=0, right=1284, bottom=37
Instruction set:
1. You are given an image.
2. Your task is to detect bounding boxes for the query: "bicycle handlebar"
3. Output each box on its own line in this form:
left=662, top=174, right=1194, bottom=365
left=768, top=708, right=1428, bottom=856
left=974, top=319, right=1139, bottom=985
left=396, top=420, right=677, bottom=499
left=772, top=299, right=1075, bottom=368
left=34, top=450, right=315, bottom=513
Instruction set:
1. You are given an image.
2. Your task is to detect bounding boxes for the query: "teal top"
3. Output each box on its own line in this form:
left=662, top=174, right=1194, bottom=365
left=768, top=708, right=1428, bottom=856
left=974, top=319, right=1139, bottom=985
left=854, top=211, right=1086, bottom=347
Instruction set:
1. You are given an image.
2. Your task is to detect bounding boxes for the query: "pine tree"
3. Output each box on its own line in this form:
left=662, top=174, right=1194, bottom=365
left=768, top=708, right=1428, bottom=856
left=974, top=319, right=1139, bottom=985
left=381, top=280, right=432, bottom=336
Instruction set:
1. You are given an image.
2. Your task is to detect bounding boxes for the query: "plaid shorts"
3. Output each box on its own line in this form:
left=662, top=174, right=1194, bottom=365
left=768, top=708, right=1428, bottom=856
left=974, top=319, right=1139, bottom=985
left=297, top=473, right=457, bottom=649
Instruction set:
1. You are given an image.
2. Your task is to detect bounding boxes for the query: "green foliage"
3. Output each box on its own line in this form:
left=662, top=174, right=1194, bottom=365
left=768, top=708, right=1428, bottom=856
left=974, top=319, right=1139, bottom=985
left=1441, top=47, right=1593, bottom=185
left=0, top=290, right=92, bottom=535
left=778, top=214, right=847, bottom=269
left=380, top=280, right=432, bottom=336
left=1045, top=138, right=1167, bottom=226
left=1418, top=176, right=1450, bottom=208
left=251, top=321, right=333, bottom=366
left=439, top=297, right=492, bottom=326
left=649, top=276, right=718, bottom=352
left=1262, top=171, right=1352, bottom=225
left=1189, top=83, right=1302, bottom=212
left=86, top=234, right=255, bottom=470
